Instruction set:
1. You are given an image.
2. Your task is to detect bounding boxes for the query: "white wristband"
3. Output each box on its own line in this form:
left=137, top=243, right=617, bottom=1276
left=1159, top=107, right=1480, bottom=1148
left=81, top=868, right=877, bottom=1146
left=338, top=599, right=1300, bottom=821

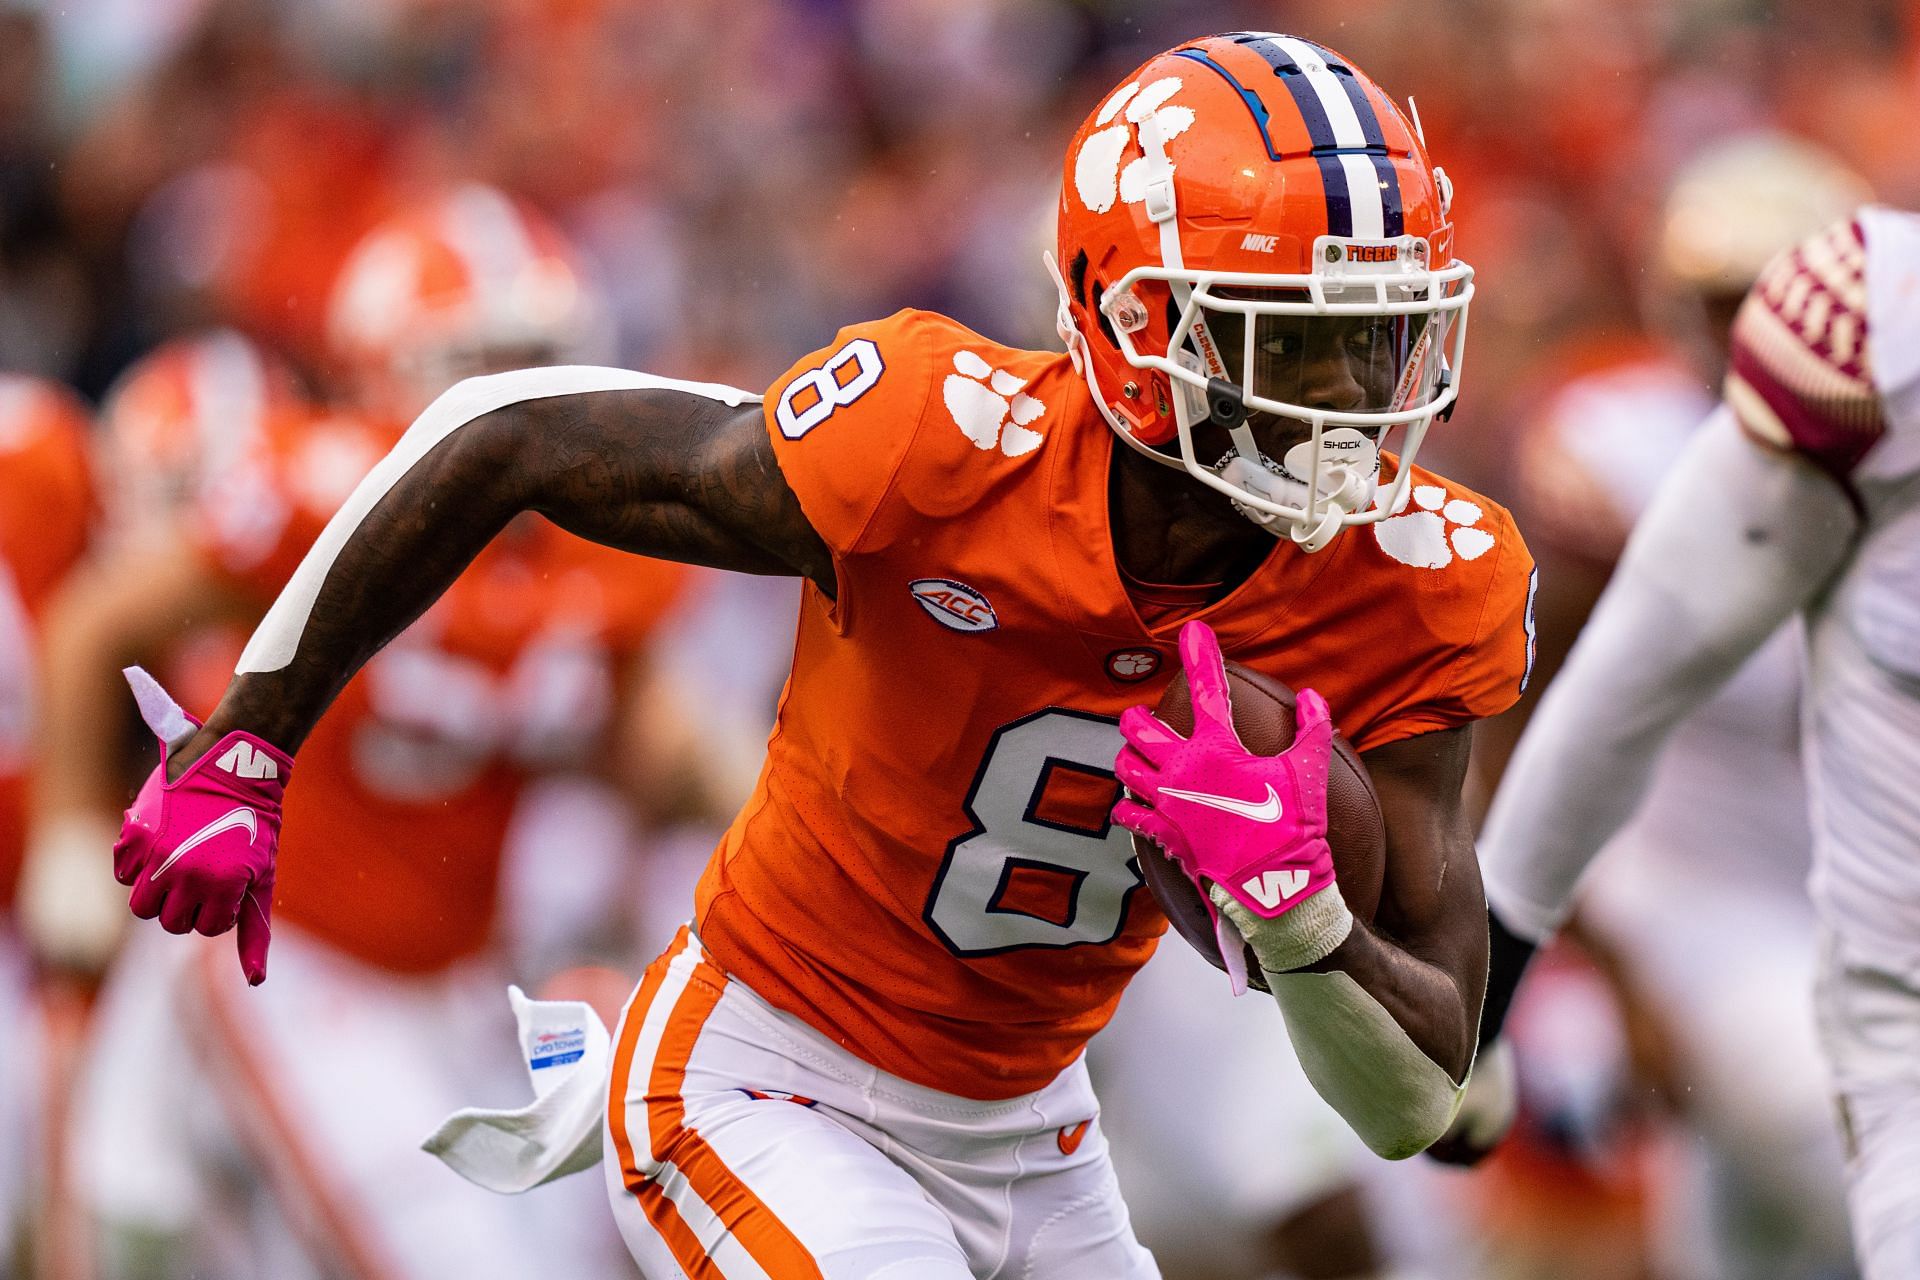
left=1210, top=883, right=1354, bottom=975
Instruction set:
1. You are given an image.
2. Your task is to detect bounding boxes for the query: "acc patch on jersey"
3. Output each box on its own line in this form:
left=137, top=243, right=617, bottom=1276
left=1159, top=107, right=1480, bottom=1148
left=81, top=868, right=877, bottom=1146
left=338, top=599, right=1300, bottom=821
left=909, top=578, right=998, bottom=632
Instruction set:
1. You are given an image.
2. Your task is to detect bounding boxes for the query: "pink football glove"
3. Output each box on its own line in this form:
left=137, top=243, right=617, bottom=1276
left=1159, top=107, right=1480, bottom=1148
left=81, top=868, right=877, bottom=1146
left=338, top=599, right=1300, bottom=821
left=114, top=667, right=290, bottom=985
left=1112, top=620, right=1337, bottom=993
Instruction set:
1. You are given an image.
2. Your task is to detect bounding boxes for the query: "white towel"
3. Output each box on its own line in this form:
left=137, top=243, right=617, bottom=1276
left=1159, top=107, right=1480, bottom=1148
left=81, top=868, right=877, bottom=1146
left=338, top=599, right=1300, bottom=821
left=421, top=986, right=611, bottom=1193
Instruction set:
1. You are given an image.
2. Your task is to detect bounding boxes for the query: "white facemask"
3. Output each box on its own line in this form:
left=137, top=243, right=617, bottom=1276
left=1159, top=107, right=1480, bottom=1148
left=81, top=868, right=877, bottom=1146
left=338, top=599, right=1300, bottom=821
left=1214, top=427, right=1382, bottom=550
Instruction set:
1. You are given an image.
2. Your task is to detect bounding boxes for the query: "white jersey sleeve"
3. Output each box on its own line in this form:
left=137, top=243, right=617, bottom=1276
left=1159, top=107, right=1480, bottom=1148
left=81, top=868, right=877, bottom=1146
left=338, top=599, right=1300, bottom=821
left=1760, top=207, right=1920, bottom=974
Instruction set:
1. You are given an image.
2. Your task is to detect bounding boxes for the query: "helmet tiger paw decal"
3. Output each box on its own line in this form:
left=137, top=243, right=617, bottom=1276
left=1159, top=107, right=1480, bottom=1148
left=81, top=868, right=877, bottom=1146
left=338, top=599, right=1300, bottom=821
left=945, top=352, right=1047, bottom=457
left=1073, top=78, right=1195, bottom=214
left=1374, top=485, right=1496, bottom=569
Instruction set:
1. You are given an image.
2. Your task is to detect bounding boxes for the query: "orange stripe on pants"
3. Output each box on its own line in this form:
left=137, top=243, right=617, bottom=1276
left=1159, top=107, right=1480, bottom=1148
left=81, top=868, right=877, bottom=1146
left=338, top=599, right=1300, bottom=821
left=609, top=932, right=725, bottom=1279
left=608, top=931, right=825, bottom=1279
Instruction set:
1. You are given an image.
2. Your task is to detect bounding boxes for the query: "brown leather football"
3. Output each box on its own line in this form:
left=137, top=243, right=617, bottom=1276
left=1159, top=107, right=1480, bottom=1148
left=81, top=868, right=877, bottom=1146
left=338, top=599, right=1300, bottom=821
left=1133, top=661, right=1386, bottom=986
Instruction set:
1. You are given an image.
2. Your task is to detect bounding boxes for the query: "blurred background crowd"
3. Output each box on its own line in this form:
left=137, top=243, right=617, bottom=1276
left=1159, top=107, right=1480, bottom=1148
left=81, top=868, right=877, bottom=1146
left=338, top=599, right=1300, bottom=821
left=3, top=0, right=1913, bottom=399
left=2, top=0, right=1917, bottom=1278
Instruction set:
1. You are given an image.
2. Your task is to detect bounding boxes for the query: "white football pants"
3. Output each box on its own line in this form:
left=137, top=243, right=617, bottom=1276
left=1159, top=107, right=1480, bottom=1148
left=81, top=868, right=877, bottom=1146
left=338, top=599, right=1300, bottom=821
left=0, top=931, right=40, bottom=1265
left=604, top=928, right=1161, bottom=1280
left=1816, top=929, right=1920, bottom=1280
left=72, top=925, right=632, bottom=1280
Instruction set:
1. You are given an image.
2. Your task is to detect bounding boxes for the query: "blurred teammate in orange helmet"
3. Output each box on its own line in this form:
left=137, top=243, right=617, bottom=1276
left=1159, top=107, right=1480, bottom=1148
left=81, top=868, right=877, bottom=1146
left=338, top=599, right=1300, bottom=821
left=0, top=376, right=93, bottom=1270
left=327, top=182, right=610, bottom=426
left=110, top=38, right=1529, bottom=1280
left=92, top=331, right=307, bottom=548
left=41, top=189, right=691, bottom=1280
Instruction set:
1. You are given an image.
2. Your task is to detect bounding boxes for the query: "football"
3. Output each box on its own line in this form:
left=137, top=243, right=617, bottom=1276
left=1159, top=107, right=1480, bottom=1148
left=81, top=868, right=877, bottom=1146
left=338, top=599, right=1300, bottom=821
left=1133, top=662, right=1387, bottom=986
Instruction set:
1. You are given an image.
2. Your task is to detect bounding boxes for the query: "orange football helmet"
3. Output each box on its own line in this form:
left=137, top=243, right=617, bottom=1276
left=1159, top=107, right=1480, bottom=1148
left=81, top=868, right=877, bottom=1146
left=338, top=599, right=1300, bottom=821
left=97, top=329, right=304, bottom=541
left=327, top=184, right=608, bottom=422
left=1054, top=33, right=1472, bottom=550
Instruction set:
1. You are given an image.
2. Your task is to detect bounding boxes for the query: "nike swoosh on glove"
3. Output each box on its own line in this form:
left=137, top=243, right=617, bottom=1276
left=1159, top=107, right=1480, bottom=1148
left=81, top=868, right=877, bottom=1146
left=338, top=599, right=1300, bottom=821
left=114, top=666, right=291, bottom=985
left=1111, top=620, right=1343, bottom=993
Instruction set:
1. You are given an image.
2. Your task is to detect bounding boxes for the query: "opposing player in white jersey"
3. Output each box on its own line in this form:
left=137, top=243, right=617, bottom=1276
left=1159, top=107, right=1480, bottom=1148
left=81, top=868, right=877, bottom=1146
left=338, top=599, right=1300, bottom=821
left=1458, top=137, right=1861, bottom=1280
left=1449, top=205, right=1920, bottom=1279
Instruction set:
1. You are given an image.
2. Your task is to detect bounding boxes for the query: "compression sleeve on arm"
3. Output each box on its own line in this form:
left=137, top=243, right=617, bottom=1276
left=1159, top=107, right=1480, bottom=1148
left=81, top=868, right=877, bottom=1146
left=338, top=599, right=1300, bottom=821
left=1213, top=890, right=1460, bottom=1159
left=1479, top=407, right=1856, bottom=943
left=1266, top=967, right=1467, bottom=1159
left=238, top=367, right=757, bottom=675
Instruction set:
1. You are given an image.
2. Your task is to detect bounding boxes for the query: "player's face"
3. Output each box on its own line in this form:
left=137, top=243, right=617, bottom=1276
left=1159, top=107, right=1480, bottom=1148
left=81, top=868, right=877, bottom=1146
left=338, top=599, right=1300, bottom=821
left=1199, top=292, right=1415, bottom=456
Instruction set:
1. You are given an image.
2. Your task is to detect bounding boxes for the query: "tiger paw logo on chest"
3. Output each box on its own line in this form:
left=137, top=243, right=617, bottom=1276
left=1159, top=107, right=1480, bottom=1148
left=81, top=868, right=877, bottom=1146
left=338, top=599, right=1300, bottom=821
left=944, top=352, right=1047, bottom=457
left=1106, top=648, right=1162, bottom=682
left=1373, top=484, right=1496, bottom=569
left=909, top=578, right=999, bottom=632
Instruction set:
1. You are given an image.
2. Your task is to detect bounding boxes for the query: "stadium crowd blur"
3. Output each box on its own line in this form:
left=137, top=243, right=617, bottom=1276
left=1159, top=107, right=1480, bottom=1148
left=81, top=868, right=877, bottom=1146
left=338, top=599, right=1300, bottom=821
left=3, top=0, right=1918, bottom=1277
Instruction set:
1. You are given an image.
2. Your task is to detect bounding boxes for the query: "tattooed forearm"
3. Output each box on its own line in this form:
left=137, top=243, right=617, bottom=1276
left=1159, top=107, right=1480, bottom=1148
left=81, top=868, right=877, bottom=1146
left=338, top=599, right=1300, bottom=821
left=176, top=381, right=824, bottom=773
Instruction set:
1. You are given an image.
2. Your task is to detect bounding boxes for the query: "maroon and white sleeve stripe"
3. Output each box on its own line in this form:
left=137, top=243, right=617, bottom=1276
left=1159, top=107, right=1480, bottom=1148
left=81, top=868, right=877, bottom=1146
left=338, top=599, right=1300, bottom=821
left=1724, top=216, right=1886, bottom=479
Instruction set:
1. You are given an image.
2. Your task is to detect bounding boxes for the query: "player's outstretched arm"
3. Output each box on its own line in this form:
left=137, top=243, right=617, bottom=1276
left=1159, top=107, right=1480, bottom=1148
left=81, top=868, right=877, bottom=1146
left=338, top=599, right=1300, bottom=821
left=186, top=370, right=828, bottom=765
left=110, top=369, right=828, bottom=983
left=1423, top=410, right=1856, bottom=1163
left=1479, top=409, right=1854, bottom=970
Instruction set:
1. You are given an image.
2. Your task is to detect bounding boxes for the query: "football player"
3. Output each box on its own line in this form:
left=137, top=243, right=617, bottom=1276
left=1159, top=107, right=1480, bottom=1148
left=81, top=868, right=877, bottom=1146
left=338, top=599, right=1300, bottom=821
left=39, top=189, right=685, bottom=1279
left=0, top=375, right=94, bottom=1271
left=1446, top=136, right=1864, bottom=1279
left=1442, top=203, right=1920, bottom=1280
left=105, top=36, right=1535, bottom=1279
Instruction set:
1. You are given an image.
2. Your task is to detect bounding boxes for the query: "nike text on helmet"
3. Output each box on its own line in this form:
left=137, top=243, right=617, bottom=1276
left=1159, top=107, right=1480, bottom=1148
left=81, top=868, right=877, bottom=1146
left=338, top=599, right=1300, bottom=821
left=1051, top=33, right=1474, bottom=551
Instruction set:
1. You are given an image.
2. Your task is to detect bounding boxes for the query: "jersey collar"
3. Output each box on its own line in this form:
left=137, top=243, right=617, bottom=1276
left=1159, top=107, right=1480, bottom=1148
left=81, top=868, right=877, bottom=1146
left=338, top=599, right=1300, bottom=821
left=1044, top=395, right=1346, bottom=664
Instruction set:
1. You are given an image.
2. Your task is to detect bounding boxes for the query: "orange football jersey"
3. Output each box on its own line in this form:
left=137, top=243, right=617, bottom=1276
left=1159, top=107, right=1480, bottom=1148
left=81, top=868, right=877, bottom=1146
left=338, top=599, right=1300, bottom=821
left=695, top=310, right=1536, bottom=1099
left=0, top=377, right=95, bottom=911
left=194, top=412, right=689, bottom=972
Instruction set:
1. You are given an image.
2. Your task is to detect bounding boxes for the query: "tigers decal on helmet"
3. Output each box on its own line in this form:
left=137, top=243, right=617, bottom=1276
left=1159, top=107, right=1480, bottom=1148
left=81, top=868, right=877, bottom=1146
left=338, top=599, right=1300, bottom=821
left=1052, top=33, right=1474, bottom=551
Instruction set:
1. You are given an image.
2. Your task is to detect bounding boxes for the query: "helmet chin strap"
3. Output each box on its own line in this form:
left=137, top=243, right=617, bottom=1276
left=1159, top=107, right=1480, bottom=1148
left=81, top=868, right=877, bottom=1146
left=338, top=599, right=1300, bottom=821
left=1042, top=250, right=1086, bottom=377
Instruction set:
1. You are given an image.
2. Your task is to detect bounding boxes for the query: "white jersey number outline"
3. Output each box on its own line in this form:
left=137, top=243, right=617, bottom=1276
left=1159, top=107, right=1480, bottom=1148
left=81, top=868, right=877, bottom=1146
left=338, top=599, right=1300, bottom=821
left=925, top=708, right=1144, bottom=956
left=774, top=339, right=885, bottom=440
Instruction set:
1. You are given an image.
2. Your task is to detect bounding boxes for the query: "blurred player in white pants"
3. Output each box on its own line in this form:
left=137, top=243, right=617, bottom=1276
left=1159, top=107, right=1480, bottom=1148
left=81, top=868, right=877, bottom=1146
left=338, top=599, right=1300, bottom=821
left=1468, top=136, right=1863, bottom=1280
left=33, top=189, right=690, bottom=1280
left=0, top=377, right=94, bottom=1270
left=1447, top=205, right=1920, bottom=1280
